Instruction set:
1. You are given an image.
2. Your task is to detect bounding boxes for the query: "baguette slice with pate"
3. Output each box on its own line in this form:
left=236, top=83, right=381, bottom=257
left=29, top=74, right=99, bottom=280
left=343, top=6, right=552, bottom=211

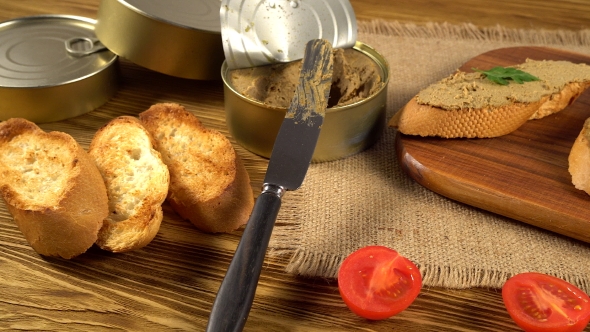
left=139, top=103, right=254, bottom=233
left=0, top=118, right=108, bottom=259
left=390, top=59, right=590, bottom=138
left=88, top=116, right=169, bottom=252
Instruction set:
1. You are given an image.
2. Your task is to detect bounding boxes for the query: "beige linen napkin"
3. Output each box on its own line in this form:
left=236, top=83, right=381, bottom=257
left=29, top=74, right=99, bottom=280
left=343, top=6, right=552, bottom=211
left=268, top=20, right=590, bottom=293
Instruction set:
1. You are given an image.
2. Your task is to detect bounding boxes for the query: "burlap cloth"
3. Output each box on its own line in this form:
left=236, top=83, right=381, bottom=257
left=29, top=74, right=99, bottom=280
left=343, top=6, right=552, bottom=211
left=268, top=20, right=590, bottom=293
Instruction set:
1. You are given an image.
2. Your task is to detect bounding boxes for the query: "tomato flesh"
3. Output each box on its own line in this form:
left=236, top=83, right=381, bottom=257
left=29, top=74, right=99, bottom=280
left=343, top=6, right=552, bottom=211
left=502, top=272, right=590, bottom=332
left=337, top=246, right=422, bottom=320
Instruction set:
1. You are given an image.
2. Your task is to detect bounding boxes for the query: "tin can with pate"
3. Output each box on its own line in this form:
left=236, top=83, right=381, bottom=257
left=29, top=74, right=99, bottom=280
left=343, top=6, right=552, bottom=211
left=222, top=41, right=389, bottom=162
left=0, top=15, right=118, bottom=123
left=220, top=0, right=388, bottom=162
left=95, top=0, right=224, bottom=80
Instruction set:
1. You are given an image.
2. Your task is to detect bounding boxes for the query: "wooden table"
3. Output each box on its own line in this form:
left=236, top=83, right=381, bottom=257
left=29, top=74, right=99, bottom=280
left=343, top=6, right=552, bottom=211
left=1, top=1, right=589, bottom=331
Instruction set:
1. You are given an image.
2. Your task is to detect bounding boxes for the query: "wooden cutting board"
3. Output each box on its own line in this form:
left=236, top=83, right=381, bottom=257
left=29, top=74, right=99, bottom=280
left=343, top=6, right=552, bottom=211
left=396, top=46, right=590, bottom=243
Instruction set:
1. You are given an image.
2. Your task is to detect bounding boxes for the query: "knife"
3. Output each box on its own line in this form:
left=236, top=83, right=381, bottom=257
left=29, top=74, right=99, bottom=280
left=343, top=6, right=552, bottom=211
left=206, top=38, right=334, bottom=332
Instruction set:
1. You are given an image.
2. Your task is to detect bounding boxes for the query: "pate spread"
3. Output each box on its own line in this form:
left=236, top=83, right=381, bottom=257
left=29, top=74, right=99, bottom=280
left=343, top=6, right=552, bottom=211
left=230, top=48, right=384, bottom=108
left=417, top=59, right=590, bottom=110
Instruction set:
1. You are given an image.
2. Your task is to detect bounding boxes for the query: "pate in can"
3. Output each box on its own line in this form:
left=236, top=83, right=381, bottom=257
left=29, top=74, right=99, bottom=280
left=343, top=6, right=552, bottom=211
left=222, top=41, right=389, bottom=162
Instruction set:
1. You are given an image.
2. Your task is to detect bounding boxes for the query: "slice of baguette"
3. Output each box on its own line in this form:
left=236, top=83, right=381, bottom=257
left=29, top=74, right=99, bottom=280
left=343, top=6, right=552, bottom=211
left=139, top=103, right=254, bottom=233
left=569, top=118, right=590, bottom=195
left=390, top=59, right=590, bottom=138
left=0, top=118, right=108, bottom=259
left=389, top=95, right=549, bottom=138
left=88, top=116, right=169, bottom=252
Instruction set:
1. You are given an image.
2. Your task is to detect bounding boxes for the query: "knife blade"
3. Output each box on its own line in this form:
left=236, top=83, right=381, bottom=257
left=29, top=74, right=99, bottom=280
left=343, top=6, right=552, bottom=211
left=206, top=38, right=334, bottom=332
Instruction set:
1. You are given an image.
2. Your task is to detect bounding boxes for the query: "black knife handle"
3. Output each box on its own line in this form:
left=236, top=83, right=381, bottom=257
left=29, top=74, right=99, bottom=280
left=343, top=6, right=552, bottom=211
left=206, top=191, right=282, bottom=332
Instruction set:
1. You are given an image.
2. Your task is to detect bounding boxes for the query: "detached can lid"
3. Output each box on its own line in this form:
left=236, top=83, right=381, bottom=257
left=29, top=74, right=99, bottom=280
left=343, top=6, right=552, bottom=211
left=0, top=15, right=118, bottom=123
left=221, top=0, right=358, bottom=70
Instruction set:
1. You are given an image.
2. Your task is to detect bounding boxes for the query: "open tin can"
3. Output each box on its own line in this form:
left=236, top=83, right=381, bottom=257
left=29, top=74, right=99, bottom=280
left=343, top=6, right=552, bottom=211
left=0, top=15, right=118, bottom=123
left=222, top=41, right=389, bottom=162
left=220, top=0, right=389, bottom=162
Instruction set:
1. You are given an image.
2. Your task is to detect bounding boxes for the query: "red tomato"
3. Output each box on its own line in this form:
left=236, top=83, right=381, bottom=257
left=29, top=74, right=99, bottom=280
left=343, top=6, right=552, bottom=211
left=502, top=272, right=590, bottom=332
left=337, top=246, right=422, bottom=320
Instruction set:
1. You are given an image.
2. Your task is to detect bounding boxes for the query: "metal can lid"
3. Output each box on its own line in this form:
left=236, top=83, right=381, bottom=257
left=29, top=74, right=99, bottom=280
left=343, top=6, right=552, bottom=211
left=122, top=0, right=221, bottom=33
left=221, top=0, right=358, bottom=70
left=0, top=15, right=116, bottom=88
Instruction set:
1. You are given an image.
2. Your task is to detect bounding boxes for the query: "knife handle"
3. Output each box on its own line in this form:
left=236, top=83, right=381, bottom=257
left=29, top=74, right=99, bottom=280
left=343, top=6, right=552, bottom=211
left=206, top=191, right=282, bottom=332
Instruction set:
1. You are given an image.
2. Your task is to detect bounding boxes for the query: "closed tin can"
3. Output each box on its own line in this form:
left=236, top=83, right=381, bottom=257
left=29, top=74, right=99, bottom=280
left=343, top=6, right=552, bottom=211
left=222, top=41, right=389, bottom=162
left=0, top=15, right=118, bottom=123
left=95, top=0, right=224, bottom=80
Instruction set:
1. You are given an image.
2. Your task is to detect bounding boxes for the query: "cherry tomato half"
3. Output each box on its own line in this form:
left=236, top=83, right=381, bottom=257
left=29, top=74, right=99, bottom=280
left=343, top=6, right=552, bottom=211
left=502, top=272, right=590, bottom=332
left=337, top=246, right=422, bottom=320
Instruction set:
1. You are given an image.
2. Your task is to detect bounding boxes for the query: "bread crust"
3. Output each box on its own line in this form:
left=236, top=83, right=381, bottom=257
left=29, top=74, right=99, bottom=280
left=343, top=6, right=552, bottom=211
left=390, top=81, right=590, bottom=138
left=139, top=103, right=254, bottom=233
left=0, top=118, right=108, bottom=259
left=390, top=95, right=548, bottom=138
left=569, top=118, right=590, bottom=195
left=88, top=116, right=169, bottom=252
left=529, top=81, right=590, bottom=119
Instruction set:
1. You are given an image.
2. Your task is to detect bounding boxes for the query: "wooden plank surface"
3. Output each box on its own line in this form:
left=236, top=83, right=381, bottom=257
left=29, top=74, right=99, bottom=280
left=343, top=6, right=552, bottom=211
left=351, top=0, right=590, bottom=30
left=397, top=47, right=590, bottom=243
left=0, top=1, right=589, bottom=331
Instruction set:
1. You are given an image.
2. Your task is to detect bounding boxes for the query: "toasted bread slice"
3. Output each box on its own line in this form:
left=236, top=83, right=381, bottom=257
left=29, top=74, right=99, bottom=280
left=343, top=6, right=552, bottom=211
left=569, top=118, right=590, bottom=195
left=88, top=116, right=169, bottom=252
left=390, top=59, right=590, bottom=138
left=139, top=103, right=254, bottom=233
left=0, top=118, right=108, bottom=259
left=389, top=95, right=548, bottom=138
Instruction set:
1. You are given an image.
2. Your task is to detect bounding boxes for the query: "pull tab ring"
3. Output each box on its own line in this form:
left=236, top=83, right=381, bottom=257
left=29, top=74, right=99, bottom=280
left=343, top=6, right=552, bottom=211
left=65, top=37, right=107, bottom=57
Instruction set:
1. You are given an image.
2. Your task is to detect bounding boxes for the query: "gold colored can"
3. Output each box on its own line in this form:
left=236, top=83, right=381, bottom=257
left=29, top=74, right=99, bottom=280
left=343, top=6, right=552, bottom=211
left=222, top=41, right=389, bottom=163
left=95, top=0, right=224, bottom=80
left=0, top=15, right=118, bottom=123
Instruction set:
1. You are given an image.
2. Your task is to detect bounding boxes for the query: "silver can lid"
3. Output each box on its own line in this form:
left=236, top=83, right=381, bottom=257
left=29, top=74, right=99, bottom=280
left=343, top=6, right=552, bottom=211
left=122, top=0, right=222, bottom=33
left=0, top=15, right=116, bottom=89
left=221, top=0, right=358, bottom=69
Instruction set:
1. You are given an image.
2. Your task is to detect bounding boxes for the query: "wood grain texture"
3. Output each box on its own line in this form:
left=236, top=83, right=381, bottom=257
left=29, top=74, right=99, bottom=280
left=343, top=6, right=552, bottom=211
left=0, top=1, right=589, bottom=331
left=397, top=47, right=590, bottom=243
left=350, top=0, right=590, bottom=30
